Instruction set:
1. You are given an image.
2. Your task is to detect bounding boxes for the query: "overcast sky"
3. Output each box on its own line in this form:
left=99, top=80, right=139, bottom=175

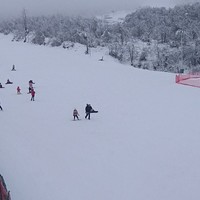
left=0, top=0, right=198, bottom=18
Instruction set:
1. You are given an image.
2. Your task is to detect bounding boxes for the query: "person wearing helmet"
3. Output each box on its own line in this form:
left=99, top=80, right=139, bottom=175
left=73, top=109, right=79, bottom=120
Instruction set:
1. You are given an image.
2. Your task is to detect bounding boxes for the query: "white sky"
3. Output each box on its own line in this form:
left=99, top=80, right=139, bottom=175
left=0, top=0, right=198, bottom=18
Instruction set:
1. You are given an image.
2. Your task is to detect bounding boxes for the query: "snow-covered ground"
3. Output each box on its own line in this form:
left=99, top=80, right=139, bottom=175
left=1, top=34, right=200, bottom=200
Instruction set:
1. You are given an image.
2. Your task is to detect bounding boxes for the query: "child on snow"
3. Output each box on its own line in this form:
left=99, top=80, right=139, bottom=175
left=73, top=109, right=79, bottom=120
left=31, top=89, right=35, bottom=101
left=17, top=86, right=21, bottom=94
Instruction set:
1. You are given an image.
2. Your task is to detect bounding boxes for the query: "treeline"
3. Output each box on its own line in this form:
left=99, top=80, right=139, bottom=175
left=1, top=3, right=200, bottom=73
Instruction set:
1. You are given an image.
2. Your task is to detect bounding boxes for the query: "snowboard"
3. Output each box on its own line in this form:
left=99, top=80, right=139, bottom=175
left=91, top=110, right=98, bottom=113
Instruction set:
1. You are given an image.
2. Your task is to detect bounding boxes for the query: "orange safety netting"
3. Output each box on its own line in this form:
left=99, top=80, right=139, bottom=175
left=175, top=73, right=200, bottom=88
left=0, top=181, right=7, bottom=200
left=0, top=176, right=10, bottom=200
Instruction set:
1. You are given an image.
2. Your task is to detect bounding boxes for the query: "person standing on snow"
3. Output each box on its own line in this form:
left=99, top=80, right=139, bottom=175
left=17, top=86, right=21, bottom=94
left=30, top=89, right=35, bottom=101
left=85, top=104, right=98, bottom=120
left=28, top=80, right=35, bottom=93
left=0, top=83, right=4, bottom=88
left=73, top=109, right=79, bottom=120
left=0, top=103, right=3, bottom=111
left=85, top=104, right=92, bottom=120
left=11, top=64, right=16, bottom=71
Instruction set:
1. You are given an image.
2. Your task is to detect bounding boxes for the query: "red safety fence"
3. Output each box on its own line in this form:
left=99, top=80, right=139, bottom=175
left=0, top=175, right=11, bottom=200
left=175, top=73, right=200, bottom=88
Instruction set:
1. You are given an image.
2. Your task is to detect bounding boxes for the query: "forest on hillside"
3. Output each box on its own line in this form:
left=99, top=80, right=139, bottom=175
left=1, top=3, right=200, bottom=73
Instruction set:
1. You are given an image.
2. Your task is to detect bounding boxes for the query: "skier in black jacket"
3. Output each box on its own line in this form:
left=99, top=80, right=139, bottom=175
left=85, top=104, right=92, bottom=120
left=0, top=103, right=3, bottom=111
left=85, top=104, right=98, bottom=120
left=0, top=83, right=4, bottom=88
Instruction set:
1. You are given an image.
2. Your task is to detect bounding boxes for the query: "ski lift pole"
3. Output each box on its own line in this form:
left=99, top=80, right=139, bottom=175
left=181, top=30, right=184, bottom=73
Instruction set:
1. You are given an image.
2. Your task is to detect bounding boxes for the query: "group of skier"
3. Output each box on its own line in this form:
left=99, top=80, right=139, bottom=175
left=0, top=65, right=37, bottom=111
left=16, top=80, right=36, bottom=101
left=73, top=104, right=98, bottom=121
left=1, top=65, right=99, bottom=120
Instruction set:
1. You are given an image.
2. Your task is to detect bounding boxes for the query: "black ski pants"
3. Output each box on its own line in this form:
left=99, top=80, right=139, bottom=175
left=85, top=112, right=90, bottom=120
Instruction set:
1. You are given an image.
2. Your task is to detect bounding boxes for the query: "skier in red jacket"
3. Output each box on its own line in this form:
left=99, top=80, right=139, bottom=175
left=17, top=86, right=21, bottom=94
left=31, top=89, right=35, bottom=101
left=28, top=80, right=35, bottom=93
